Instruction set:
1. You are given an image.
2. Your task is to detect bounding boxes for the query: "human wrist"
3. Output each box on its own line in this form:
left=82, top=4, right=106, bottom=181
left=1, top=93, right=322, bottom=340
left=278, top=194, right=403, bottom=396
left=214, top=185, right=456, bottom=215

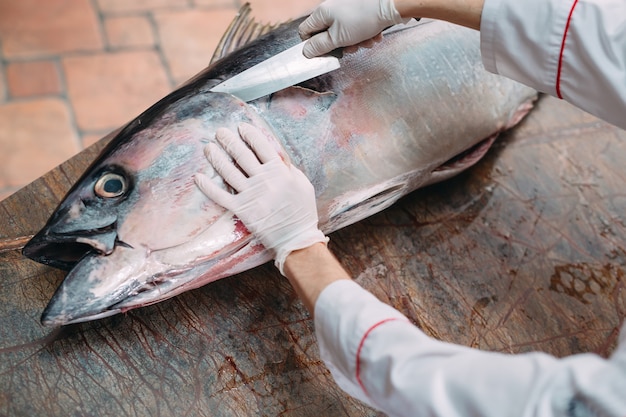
left=282, top=243, right=352, bottom=317
left=273, top=228, right=329, bottom=275
left=394, top=0, right=484, bottom=30
left=393, top=0, right=421, bottom=18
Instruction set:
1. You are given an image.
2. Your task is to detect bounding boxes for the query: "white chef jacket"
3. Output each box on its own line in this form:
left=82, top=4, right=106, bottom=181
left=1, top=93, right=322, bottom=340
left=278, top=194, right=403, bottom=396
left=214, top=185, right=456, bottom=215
left=314, top=0, right=626, bottom=414
left=315, top=280, right=626, bottom=416
left=480, top=0, right=626, bottom=130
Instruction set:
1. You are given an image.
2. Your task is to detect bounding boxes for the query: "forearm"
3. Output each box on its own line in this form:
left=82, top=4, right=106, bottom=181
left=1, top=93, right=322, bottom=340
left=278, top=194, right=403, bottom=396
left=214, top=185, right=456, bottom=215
left=395, top=0, right=485, bottom=30
left=282, top=243, right=351, bottom=318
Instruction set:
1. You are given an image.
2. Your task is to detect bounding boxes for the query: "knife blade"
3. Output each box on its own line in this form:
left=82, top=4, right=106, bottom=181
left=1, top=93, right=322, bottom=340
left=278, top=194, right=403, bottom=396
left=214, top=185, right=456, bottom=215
left=210, top=42, right=341, bottom=102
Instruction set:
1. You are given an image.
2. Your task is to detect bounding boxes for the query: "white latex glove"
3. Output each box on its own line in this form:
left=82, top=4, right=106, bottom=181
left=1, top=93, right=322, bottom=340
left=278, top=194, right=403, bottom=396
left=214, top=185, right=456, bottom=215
left=195, top=123, right=328, bottom=275
left=299, top=0, right=408, bottom=58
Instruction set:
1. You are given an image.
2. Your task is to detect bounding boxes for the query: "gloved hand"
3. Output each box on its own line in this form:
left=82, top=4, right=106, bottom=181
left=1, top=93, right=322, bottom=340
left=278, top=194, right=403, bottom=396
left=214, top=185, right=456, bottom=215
left=299, top=0, right=409, bottom=58
left=195, top=123, right=328, bottom=275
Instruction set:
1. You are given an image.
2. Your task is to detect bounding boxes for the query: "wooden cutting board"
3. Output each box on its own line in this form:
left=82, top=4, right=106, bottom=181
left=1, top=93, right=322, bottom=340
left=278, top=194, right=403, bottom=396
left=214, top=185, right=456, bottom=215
left=1, top=95, right=624, bottom=416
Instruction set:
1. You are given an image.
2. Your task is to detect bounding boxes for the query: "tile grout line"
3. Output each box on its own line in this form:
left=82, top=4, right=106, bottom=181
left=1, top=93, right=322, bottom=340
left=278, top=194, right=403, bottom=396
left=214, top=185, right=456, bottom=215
left=0, top=38, right=8, bottom=104
left=0, top=37, right=12, bottom=199
left=53, top=54, right=85, bottom=153
left=90, top=0, right=111, bottom=54
left=147, top=2, right=245, bottom=89
left=72, top=0, right=113, bottom=150
left=147, top=11, right=178, bottom=90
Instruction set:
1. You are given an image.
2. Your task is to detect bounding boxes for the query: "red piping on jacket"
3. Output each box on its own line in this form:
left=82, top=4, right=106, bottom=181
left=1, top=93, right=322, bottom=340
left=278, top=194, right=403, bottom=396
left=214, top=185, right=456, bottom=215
left=556, top=0, right=580, bottom=98
left=355, top=317, right=406, bottom=397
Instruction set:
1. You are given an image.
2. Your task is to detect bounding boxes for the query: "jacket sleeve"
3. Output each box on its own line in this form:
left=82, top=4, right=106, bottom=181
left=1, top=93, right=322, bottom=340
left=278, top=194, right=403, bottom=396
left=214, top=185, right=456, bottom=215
left=314, top=280, right=626, bottom=417
left=480, top=0, right=626, bottom=130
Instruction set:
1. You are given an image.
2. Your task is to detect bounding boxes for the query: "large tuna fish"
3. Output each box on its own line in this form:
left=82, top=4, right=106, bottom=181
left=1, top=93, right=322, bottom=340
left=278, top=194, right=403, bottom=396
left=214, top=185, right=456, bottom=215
left=23, top=7, right=537, bottom=326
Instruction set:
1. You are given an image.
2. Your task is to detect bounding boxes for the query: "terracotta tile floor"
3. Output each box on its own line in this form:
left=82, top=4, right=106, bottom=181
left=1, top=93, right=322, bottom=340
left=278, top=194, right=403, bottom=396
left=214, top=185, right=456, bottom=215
left=0, top=0, right=321, bottom=201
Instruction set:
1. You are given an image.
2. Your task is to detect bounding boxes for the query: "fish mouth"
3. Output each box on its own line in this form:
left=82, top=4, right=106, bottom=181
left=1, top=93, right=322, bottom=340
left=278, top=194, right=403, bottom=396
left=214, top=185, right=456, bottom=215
left=39, top=247, right=145, bottom=326
left=22, top=220, right=138, bottom=326
left=38, top=236, right=261, bottom=327
left=34, top=210, right=264, bottom=327
left=23, top=239, right=94, bottom=271
left=23, top=223, right=119, bottom=271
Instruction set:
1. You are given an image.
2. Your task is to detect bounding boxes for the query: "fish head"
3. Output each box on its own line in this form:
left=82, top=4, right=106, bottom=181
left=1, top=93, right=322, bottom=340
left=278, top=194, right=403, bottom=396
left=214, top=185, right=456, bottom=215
left=23, top=92, right=283, bottom=326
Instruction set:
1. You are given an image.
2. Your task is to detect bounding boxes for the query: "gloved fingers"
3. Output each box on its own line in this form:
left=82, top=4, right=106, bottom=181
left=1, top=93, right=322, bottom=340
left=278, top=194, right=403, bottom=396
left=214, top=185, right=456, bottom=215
left=298, top=6, right=332, bottom=40
left=238, top=123, right=283, bottom=165
left=204, top=142, right=248, bottom=192
left=302, top=31, right=336, bottom=59
left=194, top=173, right=236, bottom=213
left=215, top=127, right=263, bottom=176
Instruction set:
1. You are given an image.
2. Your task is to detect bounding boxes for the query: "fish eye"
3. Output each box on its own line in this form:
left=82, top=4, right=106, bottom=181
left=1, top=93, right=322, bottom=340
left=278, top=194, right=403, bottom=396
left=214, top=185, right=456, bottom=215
left=94, top=172, right=127, bottom=198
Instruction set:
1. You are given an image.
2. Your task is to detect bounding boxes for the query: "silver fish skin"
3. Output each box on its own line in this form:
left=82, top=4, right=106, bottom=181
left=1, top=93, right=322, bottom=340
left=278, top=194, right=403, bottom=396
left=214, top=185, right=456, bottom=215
left=23, top=18, right=537, bottom=326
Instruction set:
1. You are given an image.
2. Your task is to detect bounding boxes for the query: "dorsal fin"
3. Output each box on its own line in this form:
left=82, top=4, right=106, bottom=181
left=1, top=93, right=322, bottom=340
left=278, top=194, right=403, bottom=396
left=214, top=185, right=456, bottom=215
left=210, top=3, right=285, bottom=65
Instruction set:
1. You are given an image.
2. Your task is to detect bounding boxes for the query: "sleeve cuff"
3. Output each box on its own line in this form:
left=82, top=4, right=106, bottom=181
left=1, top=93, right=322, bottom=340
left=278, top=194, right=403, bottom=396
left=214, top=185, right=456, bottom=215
left=479, top=0, right=572, bottom=96
left=479, top=0, right=500, bottom=74
left=314, top=280, right=409, bottom=403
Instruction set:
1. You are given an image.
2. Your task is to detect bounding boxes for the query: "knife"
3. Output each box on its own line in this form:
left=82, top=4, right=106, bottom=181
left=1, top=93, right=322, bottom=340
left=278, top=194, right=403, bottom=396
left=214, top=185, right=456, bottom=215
left=210, top=42, right=341, bottom=102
